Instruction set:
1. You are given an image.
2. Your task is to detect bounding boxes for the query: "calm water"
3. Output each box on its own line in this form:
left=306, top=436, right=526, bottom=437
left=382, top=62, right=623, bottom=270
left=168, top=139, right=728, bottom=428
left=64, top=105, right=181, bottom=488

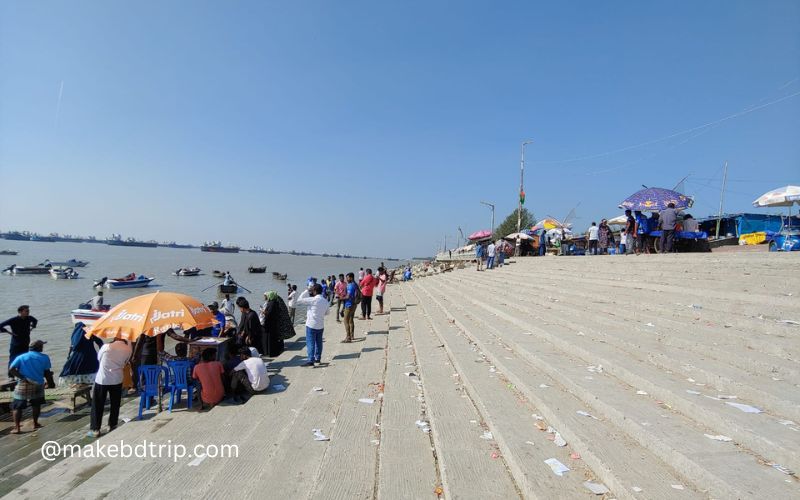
left=0, top=241, right=391, bottom=370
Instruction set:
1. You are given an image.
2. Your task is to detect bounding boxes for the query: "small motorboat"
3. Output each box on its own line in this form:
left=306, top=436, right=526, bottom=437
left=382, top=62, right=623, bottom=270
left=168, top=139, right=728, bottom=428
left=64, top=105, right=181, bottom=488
left=41, top=258, right=89, bottom=268
left=70, top=304, right=111, bottom=325
left=0, top=250, right=18, bottom=256
left=102, top=273, right=155, bottom=289
left=219, top=283, right=239, bottom=294
left=275, top=273, right=287, bottom=281
left=174, top=267, right=201, bottom=276
left=50, top=267, right=79, bottom=280
left=212, top=270, right=226, bottom=278
left=271, top=271, right=282, bottom=277
left=3, top=263, right=51, bottom=275
left=248, top=266, right=267, bottom=273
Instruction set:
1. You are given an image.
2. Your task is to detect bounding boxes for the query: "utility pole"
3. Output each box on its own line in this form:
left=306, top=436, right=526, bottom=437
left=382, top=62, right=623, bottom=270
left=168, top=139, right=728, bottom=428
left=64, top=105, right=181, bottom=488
left=517, top=140, right=533, bottom=255
left=715, top=161, right=728, bottom=239
left=480, top=201, right=496, bottom=235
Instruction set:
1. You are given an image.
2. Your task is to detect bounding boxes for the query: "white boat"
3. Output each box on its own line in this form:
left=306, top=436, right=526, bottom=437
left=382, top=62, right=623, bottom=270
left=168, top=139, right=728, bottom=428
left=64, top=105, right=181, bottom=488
left=70, top=305, right=110, bottom=325
left=101, top=274, right=155, bottom=289
left=173, top=267, right=201, bottom=276
left=42, top=258, right=89, bottom=267
left=50, top=267, right=79, bottom=280
left=2, top=264, right=51, bottom=275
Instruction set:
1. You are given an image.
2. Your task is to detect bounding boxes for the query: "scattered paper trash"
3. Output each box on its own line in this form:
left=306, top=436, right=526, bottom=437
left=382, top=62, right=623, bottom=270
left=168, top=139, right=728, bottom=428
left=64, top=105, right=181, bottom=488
left=370, top=439, right=380, bottom=445
left=416, top=420, right=431, bottom=433
left=576, top=410, right=599, bottom=420
left=535, top=421, right=548, bottom=431
left=359, top=398, right=375, bottom=404
left=544, top=458, right=570, bottom=476
left=522, top=332, right=533, bottom=335
left=187, top=454, right=207, bottom=467
left=532, top=414, right=544, bottom=421
left=704, top=434, right=732, bottom=442
left=645, top=322, right=655, bottom=327
left=726, top=402, right=762, bottom=413
left=577, top=331, right=585, bottom=336
left=480, top=431, right=493, bottom=440
left=489, top=366, right=497, bottom=373
left=636, top=390, right=648, bottom=395
left=121, top=417, right=132, bottom=423
left=689, top=304, right=703, bottom=309
left=686, top=389, right=701, bottom=395
left=404, top=372, right=417, bottom=377
left=570, top=452, right=581, bottom=459
left=777, top=319, right=799, bottom=326
left=671, top=484, right=685, bottom=490
left=771, top=463, right=794, bottom=475
left=470, top=419, right=478, bottom=424
left=491, top=452, right=500, bottom=459
left=539, top=384, right=549, bottom=388
left=778, top=420, right=796, bottom=426
left=271, top=384, right=287, bottom=392
left=583, top=481, right=609, bottom=495
left=312, top=387, right=324, bottom=392
left=632, top=486, right=643, bottom=492
left=312, top=429, right=330, bottom=441
left=553, top=432, right=567, bottom=447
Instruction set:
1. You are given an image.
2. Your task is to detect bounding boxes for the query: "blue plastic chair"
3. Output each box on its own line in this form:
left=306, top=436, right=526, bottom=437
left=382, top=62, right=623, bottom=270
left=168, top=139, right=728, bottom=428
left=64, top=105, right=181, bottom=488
left=138, top=365, right=168, bottom=419
left=165, top=360, right=195, bottom=412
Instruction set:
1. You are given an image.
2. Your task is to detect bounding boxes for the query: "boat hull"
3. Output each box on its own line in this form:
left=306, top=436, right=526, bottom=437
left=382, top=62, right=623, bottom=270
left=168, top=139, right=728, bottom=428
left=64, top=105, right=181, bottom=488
left=70, top=309, right=107, bottom=325
left=107, top=240, right=158, bottom=248
left=105, top=277, right=155, bottom=288
left=13, top=267, right=51, bottom=275
left=219, top=284, right=238, bottom=294
left=201, top=246, right=240, bottom=253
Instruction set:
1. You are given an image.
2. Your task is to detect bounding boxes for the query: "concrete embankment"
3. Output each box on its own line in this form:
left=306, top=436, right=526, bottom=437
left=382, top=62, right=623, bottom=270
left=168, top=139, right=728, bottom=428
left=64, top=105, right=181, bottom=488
left=2, top=252, right=798, bottom=499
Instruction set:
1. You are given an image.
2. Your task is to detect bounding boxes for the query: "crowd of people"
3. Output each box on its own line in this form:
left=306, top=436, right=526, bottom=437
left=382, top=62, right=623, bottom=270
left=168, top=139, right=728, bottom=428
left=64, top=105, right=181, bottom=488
left=585, top=204, right=697, bottom=255
left=1, top=263, right=398, bottom=436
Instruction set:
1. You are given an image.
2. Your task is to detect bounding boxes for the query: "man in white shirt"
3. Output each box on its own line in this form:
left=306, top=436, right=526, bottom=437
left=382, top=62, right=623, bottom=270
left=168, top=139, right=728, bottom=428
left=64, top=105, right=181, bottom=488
left=295, top=284, right=329, bottom=366
left=287, top=285, right=297, bottom=324
left=358, top=268, right=365, bottom=281
left=89, top=291, right=104, bottom=310
left=587, top=222, right=599, bottom=255
left=89, top=337, right=131, bottom=438
left=486, top=242, right=496, bottom=270
left=231, top=348, right=269, bottom=401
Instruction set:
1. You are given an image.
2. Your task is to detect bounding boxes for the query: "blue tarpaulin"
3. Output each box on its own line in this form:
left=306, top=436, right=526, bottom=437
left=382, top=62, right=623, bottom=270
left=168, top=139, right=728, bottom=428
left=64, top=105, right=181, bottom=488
left=698, top=213, right=800, bottom=237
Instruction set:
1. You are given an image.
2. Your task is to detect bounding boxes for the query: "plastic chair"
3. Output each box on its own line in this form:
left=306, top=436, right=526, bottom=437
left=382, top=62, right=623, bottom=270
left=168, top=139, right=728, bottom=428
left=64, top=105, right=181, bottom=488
left=165, top=360, right=195, bottom=412
left=138, top=365, right=167, bottom=419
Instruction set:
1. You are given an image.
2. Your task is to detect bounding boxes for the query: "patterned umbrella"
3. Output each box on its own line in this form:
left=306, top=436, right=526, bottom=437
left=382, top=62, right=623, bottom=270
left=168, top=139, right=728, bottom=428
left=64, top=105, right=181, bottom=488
left=752, top=185, right=800, bottom=207
left=468, top=229, right=492, bottom=241
left=619, top=187, right=693, bottom=211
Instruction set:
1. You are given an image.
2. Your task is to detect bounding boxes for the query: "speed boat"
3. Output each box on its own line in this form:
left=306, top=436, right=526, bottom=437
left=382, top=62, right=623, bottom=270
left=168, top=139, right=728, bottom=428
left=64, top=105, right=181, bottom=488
left=42, top=258, right=89, bottom=267
left=2, top=264, right=52, bottom=275
left=0, top=250, right=18, bottom=256
left=174, top=267, right=201, bottom=276
left=70, top=304, right=111, bottom=325
left=50, top=267, right=79, bottom=280
left=99, top=273, right=155, bottom=289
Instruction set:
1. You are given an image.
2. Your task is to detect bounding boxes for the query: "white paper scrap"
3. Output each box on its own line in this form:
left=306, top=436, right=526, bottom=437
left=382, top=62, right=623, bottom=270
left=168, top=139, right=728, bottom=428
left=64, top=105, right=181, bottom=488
left=704, top=434, right=732, bottom=442
left=636, top=390, right=648, bottom=395
left=553, top=432, right=567, bottom=447
left=312, top=429, right=330, bottom=441
left=544, top=458, right=570, bottom=476
left=671, top=484, right=685, bottom=490
left=187, top=454, right=207, bottom=467
left=726, top=402, right=762, bottom=413
left=358, top=398, right=375, bottom=404
left=576, top=410, right=599, bottom=420
left=480, top=431, right=493, bottom=440
left=583, top=481, right=609, bottom=495
left=686, top=390, right=702, bottom=395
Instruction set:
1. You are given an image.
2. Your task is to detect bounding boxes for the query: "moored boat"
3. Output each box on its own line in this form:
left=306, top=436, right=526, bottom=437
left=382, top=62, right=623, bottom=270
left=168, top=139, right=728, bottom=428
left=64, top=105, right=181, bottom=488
left=174, top=267, right=201, bottom=276
left=42, top=258, right=89, bottom=267
left=275, top=273, right=287, bottom=281
left=248, top=266, right=267, bottom=273
left=70, top=304, right=111, bottom=325
left=212, top=270, right=226, bottom=278
left=3, top=264, right=51, bottom=275
left=50, top=267, right=79, bottom=279
left=0, top=250, right=18, bottom=255
left=100, top=273, right=155, bottom=289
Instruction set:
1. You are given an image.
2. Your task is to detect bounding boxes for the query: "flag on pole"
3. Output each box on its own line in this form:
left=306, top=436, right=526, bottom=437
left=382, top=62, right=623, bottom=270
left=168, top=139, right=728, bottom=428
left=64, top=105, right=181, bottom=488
left=520, top=190, right=526, bottom=205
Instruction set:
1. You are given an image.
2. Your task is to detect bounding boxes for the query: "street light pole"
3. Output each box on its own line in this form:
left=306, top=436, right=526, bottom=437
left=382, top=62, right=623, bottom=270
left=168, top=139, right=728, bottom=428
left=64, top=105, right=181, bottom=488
left=480, top=201, right=496, bottom=235
left=517, top=140, right=533, bottom=255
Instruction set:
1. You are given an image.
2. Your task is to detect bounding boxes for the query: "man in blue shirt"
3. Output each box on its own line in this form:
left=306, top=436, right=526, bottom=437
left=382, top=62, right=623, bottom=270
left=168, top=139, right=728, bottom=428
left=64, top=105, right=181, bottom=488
left=342, top=272, right=358, bottom=343
left=208, top=302, right=226, bottom=337
left=8, top=340, right=55, bottom=434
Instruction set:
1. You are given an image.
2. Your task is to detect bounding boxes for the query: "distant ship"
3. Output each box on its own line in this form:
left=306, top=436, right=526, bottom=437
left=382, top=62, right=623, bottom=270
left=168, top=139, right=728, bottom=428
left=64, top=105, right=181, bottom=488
left=160, top=241, right=195, bottom=249
left=107, top=234, right=158, bottom=248
left=3, top=231, right=32, bottom=241
left=52, top=234, right=84, bottom=243
left=201, top=241, right=240, bottom=253
left=247, top=246, right=278, bottom=254
left=29, top=234, right=56, bottom=242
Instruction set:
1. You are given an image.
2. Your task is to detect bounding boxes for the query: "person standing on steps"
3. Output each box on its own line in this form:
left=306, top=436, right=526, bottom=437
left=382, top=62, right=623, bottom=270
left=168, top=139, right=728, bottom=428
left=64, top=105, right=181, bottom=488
left=334, top=274, right=347, bottom=322
left=296, top=284, right=329, bottom=366
left=486, top=240, right=496, bottom=269
left=359, top=268, right=375, bottom=320
left=375, top=267, right=388, bottom=315
left=88, top=336, right=131, bottom=438
left=475, top=242, right=485, bottom=271
left=358, top=268, right=365, bottom=282
left=1, top=305, right=38, bottom=375
left=236, top=297, right=264, bottom=355
left=287, top=285, right=297, bottom=325
left=342, top=273, right=358, bottom=342
left=659, top=202, right=680, bottom=253
left=9, top=340, right=55, bottom=434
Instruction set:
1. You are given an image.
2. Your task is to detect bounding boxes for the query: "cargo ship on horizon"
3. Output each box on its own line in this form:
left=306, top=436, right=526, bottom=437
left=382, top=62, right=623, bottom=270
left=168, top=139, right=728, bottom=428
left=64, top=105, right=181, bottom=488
left=201, top=241, right=240, bottom=253
left=107, top=234, right=158, bottom=248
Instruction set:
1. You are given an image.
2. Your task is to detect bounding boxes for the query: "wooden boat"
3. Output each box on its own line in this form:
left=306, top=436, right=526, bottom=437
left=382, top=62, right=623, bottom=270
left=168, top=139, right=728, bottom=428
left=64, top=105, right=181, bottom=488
left=275, top=273, right=287, bottom=281
left=2, top=264, right=51, bottom=275
left=42, top=259, right=89, bottom=267
left=219, top=283, right=238, bottom=294
left=101, top=273, right=155, bottom=289
left=174, top=267, right=201, bottom=276
left=271, top=271, right=282, bottom=277
left=212, top=270, right=225, bottom=278
left=248, top=266, right=267, bottom=273
left=50, top=267, right=79, bottom=280
left=0, top=250, right=18, bottom=256
left=70, top=304, right=111, bottom=325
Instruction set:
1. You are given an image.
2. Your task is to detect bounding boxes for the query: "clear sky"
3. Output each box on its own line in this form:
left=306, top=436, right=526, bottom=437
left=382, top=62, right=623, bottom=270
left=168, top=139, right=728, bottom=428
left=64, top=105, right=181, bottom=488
left=1, top=1, right=798, bottom=257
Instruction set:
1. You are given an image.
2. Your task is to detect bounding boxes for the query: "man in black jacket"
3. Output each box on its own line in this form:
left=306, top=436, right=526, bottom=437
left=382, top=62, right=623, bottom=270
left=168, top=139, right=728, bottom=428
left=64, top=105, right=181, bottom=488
left=236, top=297, right=264, bottom=355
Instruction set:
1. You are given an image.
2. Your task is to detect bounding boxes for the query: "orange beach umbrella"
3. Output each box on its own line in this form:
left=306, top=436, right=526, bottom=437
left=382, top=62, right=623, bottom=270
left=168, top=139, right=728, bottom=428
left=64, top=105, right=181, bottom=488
left=85, top=291, right=218, bottom=341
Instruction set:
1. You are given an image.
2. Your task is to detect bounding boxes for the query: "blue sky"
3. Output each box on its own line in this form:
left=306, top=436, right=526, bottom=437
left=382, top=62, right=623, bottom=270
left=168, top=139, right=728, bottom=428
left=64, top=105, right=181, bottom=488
left=1, top=1, right=798, bottom=257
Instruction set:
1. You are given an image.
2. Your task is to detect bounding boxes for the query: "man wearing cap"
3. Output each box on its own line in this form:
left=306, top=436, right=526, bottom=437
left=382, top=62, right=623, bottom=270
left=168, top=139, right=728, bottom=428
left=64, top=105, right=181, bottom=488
left=208, top=302, right=226, bottom=337
left=89, top=336, right=131, bottom=438
left=1, top=305, right=38, bottom=374
left=8, top=340, right=55, bottom=434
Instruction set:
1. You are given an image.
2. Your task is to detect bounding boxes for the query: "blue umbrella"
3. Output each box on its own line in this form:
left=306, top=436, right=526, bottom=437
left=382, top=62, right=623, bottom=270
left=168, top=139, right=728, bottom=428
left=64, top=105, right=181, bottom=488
left=619, top=187, right=693, bottom=211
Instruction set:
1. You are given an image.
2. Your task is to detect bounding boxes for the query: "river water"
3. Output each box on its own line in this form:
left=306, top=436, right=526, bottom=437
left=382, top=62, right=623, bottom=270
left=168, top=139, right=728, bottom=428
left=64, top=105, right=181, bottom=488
left=0, top=241, right=391, bottom=371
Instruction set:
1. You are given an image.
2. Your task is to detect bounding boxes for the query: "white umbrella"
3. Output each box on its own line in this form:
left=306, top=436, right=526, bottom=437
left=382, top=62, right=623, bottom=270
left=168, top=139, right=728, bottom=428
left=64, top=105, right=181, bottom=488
left=606, top=215, right=628, bottom=226
left=752, top=185, right=800, bottom=207
left=506, top=232, right=533, bottom=240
